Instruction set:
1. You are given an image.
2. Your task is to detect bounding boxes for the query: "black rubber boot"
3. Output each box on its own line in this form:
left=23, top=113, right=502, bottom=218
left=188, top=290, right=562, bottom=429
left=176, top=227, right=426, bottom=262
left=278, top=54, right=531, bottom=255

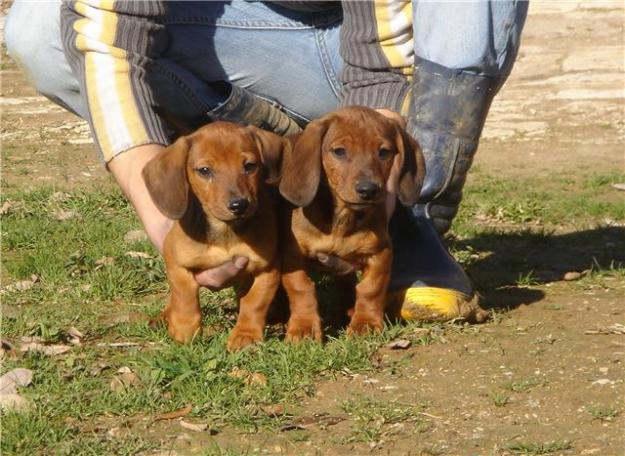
left=389, top=60, right=497, bottom=322
left=207, top=85, right=303, bottom=136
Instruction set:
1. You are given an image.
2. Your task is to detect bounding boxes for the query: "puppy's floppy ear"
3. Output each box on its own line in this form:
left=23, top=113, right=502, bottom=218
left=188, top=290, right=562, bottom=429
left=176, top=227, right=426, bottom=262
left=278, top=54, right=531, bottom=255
left=279, top=118, right=327, bottom=207
left=142, top=137, right=191, bottom=219
left=395, top=125, right=426, bottom=207
left=247, top=126, right=289, bottom=185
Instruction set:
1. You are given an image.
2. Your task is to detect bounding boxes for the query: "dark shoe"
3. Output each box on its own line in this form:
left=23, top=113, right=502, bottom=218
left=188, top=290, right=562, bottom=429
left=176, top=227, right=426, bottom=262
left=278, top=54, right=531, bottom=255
left=388, top=205, right=487, bottom=322
left=208, top=85, right=303, bottom=136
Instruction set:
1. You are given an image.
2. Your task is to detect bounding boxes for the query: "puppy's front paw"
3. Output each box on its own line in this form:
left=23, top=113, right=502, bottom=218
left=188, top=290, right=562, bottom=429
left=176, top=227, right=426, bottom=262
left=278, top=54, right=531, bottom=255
left=152, top=311, right=202, bottom=343
left=347, top=315, right=383, bottom=336
left=285, top=316, right=322, bottom=343
left=168, top=321, right=202, bottom=344
left=227, top=325, right=263, bottom=352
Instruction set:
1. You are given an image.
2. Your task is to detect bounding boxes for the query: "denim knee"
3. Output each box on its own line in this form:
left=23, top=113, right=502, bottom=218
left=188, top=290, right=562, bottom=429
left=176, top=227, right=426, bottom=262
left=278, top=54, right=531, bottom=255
left=413, top=0, right=528, bottom=82
left=5, top=0, right=86, bottom=117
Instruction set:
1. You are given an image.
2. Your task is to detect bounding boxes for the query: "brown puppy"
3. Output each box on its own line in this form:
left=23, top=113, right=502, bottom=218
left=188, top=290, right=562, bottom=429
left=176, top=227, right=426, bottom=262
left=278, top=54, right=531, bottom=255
left=279, top=106, right=425, bottom=341
left=142, top=122, right=287, bottom=351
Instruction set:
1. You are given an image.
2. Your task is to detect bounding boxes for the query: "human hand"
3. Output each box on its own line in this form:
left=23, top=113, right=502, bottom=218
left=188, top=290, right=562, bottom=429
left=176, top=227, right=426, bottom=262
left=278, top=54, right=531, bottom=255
left=193, top=256, right=249, bottom=289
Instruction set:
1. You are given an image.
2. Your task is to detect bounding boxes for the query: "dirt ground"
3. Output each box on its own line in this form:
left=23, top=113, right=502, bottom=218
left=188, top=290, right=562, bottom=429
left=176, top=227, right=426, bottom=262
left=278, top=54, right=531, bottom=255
left=1, top=2, right=624, bottom=455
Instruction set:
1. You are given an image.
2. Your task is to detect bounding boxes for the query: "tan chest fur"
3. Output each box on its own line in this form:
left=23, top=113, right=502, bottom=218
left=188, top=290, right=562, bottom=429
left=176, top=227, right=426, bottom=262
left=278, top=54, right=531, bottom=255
left=165, top=212, right=278, bottom=276
left=288, top=205, right=389, bottom=264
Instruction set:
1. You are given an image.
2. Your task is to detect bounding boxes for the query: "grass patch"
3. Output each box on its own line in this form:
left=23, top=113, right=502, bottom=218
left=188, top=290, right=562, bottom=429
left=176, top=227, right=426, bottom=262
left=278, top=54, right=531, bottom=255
left=589, top=405, right=619, bottom=422
left=501, top=377, right=545, bottom=393
left=490, top=391, right=511, bottom=407
left=507, top=440, right=573, bottom=455
left=341, top=397, right=426, bottom=443
left=456, top=171, right=625, bottom=234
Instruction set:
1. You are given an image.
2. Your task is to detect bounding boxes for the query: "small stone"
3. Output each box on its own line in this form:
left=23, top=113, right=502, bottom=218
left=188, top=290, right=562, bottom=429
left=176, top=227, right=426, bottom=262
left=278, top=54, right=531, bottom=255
left=0, top=201, right=13, bottom=215
left=125, top=251, right=152, bottom=259
left=94, top=257, right=114, bottom=267
left=179, top=420, right=208, bottom=432
left=612, top=183, right=625, bottom=191
left=0, top=393, right=31, bottom=412
left=563, top=271, right=582, bottom=281
left=53, top=209, right=79, bottom=221
left=0, top=368, right=33, bottom=395
left=20, top=342, right=71, bottom=356
left=107, top=427, right=122, bottom=438
left=387, top=339, right=412, bottom=350
left=592, top=378, right=613, bottom=386
left=123, top=230, right=148, bottom=243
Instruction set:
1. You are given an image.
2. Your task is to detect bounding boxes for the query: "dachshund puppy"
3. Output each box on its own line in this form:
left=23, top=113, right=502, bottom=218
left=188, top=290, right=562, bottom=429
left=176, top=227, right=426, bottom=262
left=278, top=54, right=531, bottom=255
left=279, top=107, right=425, bottom=341
left=142, top=122, right=287, bottom=351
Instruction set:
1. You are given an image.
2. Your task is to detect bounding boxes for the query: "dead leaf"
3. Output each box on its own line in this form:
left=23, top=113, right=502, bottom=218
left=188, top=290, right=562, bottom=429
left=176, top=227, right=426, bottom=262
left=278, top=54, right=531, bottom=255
left=20, top=342, right=71, bottom=356
left=2, top=275, right=39, bottom=293
left=585, top=323, right=625, bottom=335
left=67, top=327, right=84, bottom=345
left=51, top=192, right=70, bottom=201
left=250, top=372, right=267, bottom=386
left=261, top=404, right=285, bottom=417
left=97, top=342, right=141, bottom=348
left=0, top=393, right=31, bottom=412
left=0, top=201, right=13, bottom=215
left=280, top=423, right=306, bottom=432
left=179, top=420, right=208, bottom=432
left=386, top=339, right=412, bottom=350
left=228, top=367, right=267, bottom=386
left=125, top=251, right=153, bottom=259
left=53, top=209, right=79, bottom=221
left=228, top=367, right=247, bottom=380
left=154, top=404, right=193, bottom=421
left=107, top=427, right=123, bottom=438
left=110, top=369, right=141, bottom=393
left=123, top=230, right=148, bottom=243
left=1, top=339, right=16, bottom=352
left=94, top=257, right=114, bottom=271
left=90, top=363, right=110, bottom=377
left=20, top=336, right=44, bottom=344
left=290, top=412, right=345, bottom=430
left=2, top=305, right=20, bottom=320
left=0, top=368, right=33, bottom=395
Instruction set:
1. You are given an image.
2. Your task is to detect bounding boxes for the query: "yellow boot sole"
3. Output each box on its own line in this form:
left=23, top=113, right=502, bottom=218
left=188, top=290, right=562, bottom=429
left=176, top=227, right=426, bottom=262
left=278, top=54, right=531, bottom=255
left=388, top=287, right=488, bottom=323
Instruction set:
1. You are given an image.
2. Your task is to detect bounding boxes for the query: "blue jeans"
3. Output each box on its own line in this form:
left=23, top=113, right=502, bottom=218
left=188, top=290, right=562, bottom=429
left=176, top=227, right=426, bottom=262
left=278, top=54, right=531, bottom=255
left=6, top=0, right=526, bottom=147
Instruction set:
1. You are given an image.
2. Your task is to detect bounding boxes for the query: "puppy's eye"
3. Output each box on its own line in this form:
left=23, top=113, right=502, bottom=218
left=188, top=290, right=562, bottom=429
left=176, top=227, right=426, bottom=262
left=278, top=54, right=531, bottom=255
left=196, top=167, right=213, bottom=178
left=243, top=162, right=258, bottom=174
left=378, top=147, right=392, bottom=160
left=332, top=147, right=346, bottom=158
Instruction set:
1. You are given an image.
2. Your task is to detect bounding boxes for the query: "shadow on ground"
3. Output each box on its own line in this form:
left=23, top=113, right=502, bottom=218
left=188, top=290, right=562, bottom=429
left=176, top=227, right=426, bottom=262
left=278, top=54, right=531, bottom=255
left=455, top=226, right=625, bottom=310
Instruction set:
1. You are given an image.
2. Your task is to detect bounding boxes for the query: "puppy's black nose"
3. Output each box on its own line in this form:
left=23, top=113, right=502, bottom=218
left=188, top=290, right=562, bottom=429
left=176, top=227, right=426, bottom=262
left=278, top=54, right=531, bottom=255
left=228, top=198, right=250, bottom=215
left=355, top=181, right=381, bottom=201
